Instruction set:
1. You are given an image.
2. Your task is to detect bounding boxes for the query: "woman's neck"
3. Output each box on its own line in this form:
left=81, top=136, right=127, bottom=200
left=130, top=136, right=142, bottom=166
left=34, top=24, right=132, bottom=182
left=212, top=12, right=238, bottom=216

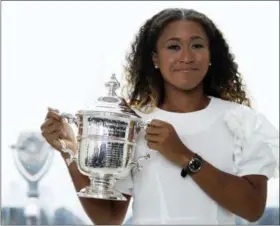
left=158, top=85, right=210, bottom=113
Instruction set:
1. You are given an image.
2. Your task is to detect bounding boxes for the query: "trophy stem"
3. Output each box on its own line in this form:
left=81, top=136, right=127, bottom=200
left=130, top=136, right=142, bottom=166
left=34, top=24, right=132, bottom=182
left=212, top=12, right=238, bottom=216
left=77, top=173, right=127, bottom=201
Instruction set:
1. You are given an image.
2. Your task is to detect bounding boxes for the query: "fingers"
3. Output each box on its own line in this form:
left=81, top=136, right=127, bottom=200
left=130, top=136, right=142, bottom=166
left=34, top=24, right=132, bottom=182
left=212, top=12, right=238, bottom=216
left=145, top=123, right=163, bottom=143
left=43, top=131, right=67, bottom=151
left=42, top=129, right=66, bottom=141
left=41, top=118, right=66, bottom=135
left=41, top=108, right=67, bottom=149
left=40, top=118, right=55, bottom=130
left=146, top=126, right=162, bottom=135
left=43, top=126, right=66, bottom=138
left=45, top=107, right=62, bottom=121
left=47, top=107, right=59, bottom=113
left=40, top=107, right=74, bottom=152
left=144, top=134, right=161, bottom=143
left=147, top=141, right=158, bottom=150
left=46, top=138, right=65, bottom=152
left=43, top=132, right=60, bottom=143
left=149, top=119, right=166, bottom=127
left=41, top=107, right=65, bottom=134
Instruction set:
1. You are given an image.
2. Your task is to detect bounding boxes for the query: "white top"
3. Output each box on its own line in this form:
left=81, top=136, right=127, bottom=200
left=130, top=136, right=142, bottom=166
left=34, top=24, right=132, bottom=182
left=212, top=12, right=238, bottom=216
left=115, top=96, right=279, bottom=225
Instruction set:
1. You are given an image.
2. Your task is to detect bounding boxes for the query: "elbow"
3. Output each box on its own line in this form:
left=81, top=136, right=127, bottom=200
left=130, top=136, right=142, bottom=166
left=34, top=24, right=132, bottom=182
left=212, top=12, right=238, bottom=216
left=244, top=203, right=266, bottom=223
left=246, top=214, right=263, bottom=223
left=246, top=215, right=262, bottom=223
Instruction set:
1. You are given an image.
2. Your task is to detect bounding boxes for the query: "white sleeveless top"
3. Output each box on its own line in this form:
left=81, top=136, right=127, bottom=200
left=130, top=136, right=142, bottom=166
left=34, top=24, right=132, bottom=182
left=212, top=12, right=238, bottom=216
left=115, top=96, right=279, bottom=224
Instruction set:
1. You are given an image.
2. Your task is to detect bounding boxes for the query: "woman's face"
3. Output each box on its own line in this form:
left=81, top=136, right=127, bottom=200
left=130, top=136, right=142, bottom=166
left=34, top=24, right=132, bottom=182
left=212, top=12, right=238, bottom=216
left=153, top=20, right=210, bottom=92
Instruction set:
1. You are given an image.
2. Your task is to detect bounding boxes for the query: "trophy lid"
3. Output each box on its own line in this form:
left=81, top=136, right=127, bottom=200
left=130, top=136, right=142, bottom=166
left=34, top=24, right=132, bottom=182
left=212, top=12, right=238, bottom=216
left=81, top=74, right=140, bottom=118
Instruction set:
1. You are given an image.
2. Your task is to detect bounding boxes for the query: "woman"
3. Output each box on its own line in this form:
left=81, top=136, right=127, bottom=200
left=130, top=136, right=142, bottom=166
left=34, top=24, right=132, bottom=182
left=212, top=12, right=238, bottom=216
left=40, top=8, right=279, bottom=225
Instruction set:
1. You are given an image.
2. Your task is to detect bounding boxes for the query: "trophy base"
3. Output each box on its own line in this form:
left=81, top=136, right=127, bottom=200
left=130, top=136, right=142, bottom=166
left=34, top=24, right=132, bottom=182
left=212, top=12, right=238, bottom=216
left=77, top=186, right=127, bottom=201
left=77, top=173, right=127, bottom=201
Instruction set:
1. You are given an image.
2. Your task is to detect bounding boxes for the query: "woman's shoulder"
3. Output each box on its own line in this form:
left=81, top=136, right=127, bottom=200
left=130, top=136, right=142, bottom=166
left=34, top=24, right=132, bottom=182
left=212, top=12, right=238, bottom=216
left=215, top=98, right=279, bottom=179
left=211, top=97, right=267, bottom=123
left=215, top=98, right=264, bottom=124
left=211, top=96, right=252, bottom=113
left=213, top=97, right=276, bottom=133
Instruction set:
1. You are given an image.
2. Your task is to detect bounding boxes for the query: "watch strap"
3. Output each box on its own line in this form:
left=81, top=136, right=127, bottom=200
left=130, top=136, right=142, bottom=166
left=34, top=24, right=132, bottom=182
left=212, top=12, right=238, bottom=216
left=181, top=153, right=203, bottom=178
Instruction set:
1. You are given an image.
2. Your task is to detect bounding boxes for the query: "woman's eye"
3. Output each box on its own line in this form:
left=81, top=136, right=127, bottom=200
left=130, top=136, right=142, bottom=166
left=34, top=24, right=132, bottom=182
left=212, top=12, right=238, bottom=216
left=192, top=44, right=204, bottom=49
left=167, top=44, right=181, bottom=51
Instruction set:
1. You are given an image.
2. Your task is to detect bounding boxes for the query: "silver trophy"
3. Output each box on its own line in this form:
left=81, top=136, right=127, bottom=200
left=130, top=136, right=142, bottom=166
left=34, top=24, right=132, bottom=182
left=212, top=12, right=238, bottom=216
left=60, top=74, right=150, bottom=201
left=10, top=132, right=54, bottom=225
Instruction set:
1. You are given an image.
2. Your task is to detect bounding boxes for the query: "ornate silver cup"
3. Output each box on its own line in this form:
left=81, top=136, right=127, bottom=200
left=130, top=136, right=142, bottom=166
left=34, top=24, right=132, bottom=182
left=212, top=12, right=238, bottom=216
left=60, top=74, right=150, bottom=201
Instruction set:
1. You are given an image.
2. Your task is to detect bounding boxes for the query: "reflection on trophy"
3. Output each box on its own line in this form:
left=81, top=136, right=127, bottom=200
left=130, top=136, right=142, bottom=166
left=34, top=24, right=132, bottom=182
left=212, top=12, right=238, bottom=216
left=59, top=74, right=150, bottom=201
left=10, top=132, right=54, bottom=225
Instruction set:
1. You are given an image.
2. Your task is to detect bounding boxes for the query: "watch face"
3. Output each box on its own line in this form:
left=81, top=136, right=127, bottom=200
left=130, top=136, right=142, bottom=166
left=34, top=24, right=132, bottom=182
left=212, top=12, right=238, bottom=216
left=189, top=158, right=202, bottom=172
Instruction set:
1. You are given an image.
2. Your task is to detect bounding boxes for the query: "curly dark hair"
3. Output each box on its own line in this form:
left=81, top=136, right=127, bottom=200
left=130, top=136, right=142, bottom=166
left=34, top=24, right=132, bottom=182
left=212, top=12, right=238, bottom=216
left=123, top=8, right=251, bottom=112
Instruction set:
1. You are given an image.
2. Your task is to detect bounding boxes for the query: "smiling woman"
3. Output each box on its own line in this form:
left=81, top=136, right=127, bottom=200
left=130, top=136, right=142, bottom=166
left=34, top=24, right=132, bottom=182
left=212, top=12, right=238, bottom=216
left=152, top=20, right=211, bottom=93
left=124, top=8, right=251, bottom=114
left=39, top=7, right=279, bottom=225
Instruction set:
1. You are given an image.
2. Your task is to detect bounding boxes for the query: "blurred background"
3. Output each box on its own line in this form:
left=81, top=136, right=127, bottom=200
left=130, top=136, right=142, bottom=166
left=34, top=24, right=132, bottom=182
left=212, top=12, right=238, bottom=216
left=2, top=1, right=279, bottom=225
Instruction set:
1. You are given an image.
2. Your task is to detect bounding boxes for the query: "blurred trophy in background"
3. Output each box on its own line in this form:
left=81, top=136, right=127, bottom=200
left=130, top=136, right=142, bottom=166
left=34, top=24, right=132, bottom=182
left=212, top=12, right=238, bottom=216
left=10, top=132, right=54, bottom=225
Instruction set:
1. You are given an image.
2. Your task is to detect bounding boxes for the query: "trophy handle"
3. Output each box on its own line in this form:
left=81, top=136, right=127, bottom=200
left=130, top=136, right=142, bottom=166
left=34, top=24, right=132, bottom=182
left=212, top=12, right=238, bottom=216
left=136, top=119, right=152, bottom=134
left=59, top=139, right=77, bottom=166
left=129, top=152, right=151, bottom=172
left=59, top=113, right=78, bottom=166
left=129, top=119, right=152, bottom=172
left=137, top=119, right=151, bottom=130
left=61, top=113, right=79, bottom=127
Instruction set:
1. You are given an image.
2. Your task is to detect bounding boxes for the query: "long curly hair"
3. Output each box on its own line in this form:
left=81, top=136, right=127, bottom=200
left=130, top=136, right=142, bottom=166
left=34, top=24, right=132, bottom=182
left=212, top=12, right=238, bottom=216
left=123, top=8, right=251, bottom=112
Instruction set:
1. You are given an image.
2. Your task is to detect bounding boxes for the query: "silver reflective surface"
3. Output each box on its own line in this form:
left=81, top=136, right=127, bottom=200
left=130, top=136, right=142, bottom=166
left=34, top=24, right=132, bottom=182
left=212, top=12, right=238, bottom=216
left=77, top=115, right=138, bottom=177
left=60, top=74, right=150, bottom=201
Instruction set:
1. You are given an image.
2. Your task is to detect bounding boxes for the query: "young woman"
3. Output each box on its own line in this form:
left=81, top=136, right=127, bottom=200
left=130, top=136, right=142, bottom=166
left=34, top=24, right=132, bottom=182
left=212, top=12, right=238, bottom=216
left=40, top=8, right=279, bottom=225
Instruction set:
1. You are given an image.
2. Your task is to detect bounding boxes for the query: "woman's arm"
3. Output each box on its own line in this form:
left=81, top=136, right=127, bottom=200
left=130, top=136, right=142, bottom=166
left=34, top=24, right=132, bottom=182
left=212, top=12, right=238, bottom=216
left=178, top=152, right=267, bottom=222
left=145, top=118, right=276, bottom=222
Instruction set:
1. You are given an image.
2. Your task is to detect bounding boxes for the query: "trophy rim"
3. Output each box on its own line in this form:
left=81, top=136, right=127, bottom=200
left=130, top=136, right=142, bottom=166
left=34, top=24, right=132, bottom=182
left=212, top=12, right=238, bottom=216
left=76, top=109, right=141, bottom=119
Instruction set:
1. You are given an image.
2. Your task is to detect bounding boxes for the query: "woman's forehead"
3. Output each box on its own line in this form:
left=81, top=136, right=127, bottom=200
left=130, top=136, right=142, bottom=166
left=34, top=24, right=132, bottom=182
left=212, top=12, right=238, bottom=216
left=158, top=20, right=208, bottom=43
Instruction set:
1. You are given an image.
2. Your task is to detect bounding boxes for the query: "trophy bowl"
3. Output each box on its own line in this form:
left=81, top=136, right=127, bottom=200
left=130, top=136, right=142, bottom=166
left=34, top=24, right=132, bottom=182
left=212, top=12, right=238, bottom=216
left=59, top=74, right=150, bottom=201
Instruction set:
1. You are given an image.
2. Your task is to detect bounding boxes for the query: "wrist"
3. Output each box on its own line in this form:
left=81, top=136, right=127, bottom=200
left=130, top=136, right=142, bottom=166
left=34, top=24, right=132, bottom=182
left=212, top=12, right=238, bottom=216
left=181, top=152, right=204, bottom=178
left=179, top=147, right=195, bottom=168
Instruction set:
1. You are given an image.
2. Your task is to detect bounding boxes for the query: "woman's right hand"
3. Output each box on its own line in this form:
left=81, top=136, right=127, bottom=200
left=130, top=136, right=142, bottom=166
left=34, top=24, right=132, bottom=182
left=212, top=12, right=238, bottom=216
left=40, top=107, right=77, bottom=154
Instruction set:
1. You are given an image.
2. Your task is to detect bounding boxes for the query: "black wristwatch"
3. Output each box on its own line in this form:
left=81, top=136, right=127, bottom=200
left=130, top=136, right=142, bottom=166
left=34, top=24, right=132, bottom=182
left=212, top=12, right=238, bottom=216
left=181, top=153, right=203, bottom=178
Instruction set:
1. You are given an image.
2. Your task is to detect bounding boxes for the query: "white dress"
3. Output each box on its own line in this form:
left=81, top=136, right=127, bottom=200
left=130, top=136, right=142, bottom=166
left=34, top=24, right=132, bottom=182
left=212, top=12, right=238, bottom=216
left=115, top=96, right=279, bottom=224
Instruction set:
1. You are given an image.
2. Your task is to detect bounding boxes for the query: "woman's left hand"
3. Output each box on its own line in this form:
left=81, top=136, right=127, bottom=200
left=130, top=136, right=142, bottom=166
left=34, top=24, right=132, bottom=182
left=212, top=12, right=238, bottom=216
left=144, top=119, right=193, bottom=167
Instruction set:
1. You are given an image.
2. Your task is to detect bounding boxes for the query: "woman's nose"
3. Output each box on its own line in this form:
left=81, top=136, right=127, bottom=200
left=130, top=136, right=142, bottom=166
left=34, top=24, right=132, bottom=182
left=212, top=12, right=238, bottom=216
left=180, top=48, right=195, bottom=63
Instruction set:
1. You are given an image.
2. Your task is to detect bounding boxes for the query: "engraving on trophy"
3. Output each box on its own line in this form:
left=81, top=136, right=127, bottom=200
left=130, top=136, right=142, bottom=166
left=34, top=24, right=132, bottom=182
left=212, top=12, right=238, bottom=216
left=87, top=117, right=128, bottom=138
left=85, top=141, right=124, bottom=168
